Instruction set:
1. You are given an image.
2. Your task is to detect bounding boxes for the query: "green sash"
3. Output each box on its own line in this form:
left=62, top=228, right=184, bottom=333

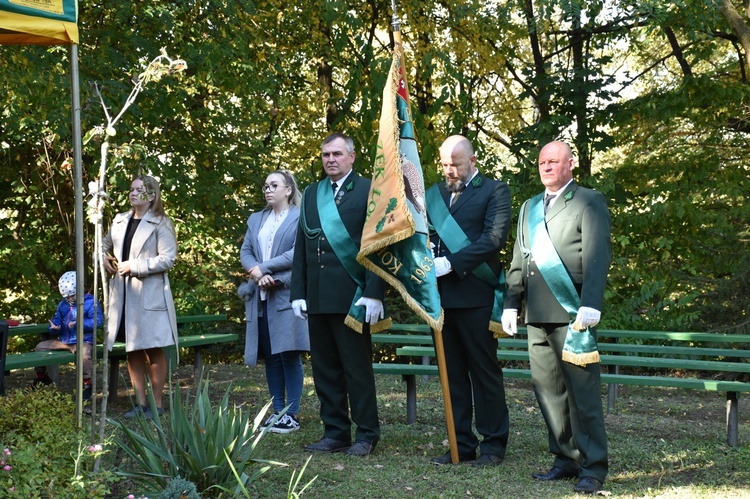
left=426, top=187, right=507, bottom=337
left=311, top=180, right=390, bottom=333
left=525, top=194, right=599, bottom=366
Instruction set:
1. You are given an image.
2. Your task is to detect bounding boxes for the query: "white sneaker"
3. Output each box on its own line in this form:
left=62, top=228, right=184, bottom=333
left=270, top=413, right=300, bottom=434
left=262, top=413, right=279, bottom=428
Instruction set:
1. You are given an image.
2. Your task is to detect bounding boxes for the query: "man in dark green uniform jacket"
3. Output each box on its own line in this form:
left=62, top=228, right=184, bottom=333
left=502, top=141, right=611, bottom=494
left=426, top=135, right=512, bottom=467
left=291, top=132, right=386, bottom=457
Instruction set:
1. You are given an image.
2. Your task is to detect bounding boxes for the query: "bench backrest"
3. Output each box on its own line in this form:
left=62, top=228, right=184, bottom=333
left=381, top=323, right=750, bottom=347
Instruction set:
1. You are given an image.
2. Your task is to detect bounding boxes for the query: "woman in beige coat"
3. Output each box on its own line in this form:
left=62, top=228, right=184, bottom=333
left=102, top=174, right=178, bottom=418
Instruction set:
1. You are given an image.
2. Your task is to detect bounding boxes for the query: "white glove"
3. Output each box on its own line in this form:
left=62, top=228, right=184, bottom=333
left=354, top=297, right=384, bottom=325
left=573, top=306, right=601, bottom=331
left=501, top=309, right=518, bottom=336
left=433, top=256, right=452, bottom=277
left=292, top=299, right=307, bottom=320
left=429, top=242, right=436, bottom=259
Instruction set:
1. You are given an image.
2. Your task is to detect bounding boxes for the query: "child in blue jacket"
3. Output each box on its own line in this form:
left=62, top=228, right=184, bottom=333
left=33, top=271, right=104, bottom=400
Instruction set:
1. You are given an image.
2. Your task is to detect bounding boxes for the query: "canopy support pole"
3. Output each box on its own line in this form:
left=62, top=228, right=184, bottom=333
left=69, top=42, right=85, bottom=426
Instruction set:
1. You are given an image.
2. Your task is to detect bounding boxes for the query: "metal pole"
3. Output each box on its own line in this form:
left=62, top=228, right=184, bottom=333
left=69, top=42, right=85, bottom=426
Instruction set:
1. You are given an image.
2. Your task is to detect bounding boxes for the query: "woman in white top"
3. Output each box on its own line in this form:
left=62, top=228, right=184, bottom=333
left=239, top=170, right=309, bottom=433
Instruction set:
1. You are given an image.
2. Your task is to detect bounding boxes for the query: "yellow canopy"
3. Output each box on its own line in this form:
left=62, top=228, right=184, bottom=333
left=0, top=0, right=78, bottom=45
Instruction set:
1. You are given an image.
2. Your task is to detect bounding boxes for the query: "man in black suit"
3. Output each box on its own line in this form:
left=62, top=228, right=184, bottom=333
left=502, top=141, right=611, bottom=494
left=425, top=135, right=512, bottom=467
left=291, top=132, right=387, bottom=457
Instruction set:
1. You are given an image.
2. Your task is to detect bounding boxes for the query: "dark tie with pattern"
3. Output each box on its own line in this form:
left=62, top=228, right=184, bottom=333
left=331, top=182, right=338, bottom=198
left=544, top=193, right=556, bottom=214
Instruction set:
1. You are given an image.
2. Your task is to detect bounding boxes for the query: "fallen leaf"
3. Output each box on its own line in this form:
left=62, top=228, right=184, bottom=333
left=333, top=464, right=345, bottom=471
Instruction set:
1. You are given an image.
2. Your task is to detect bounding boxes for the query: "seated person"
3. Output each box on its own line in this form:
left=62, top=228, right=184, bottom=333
left=32, top=271, right=103, bottom=401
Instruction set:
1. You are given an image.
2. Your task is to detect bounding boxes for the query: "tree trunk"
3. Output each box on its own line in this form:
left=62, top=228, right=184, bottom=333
left=719, top=0, right=750, bottom=72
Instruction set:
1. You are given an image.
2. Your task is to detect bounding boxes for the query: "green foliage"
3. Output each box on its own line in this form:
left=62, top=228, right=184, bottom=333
left=221, top=451, right=317, bottom=499
left=0, top=386, right=77, bottom=446
left=2, top=0, right=749, bottom=335
left=159, top=476, right=200, bottom=499
left=109, top=377, right=284, bottom=497
left=286, top=456, right=317, bottom=498
left=599, top=74, right=750, bottom=332
left=0, top=388, right=118, bottom=498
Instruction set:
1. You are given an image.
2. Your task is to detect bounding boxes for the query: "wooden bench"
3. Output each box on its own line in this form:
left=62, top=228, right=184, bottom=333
left=372, top=324, right=750, bottom=446
left=0, top=315, right=236, bottom=397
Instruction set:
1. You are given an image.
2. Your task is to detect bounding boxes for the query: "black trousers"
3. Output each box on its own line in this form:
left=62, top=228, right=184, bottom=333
left=439, top=305, right=510, bottom=457
left=308, top=313, right=380, bottom=445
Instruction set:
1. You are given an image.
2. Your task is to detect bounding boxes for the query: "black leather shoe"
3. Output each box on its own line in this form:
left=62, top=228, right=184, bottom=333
left=574, top=476, right=602, bottom=494
left=430, top=451, right=475, bottom=465
left=532, top=466, right=578, bottom=481
left=470, top=454, right=503, bottom=467
left=345, top=441, right=375, bottom=456
left=304, top=437, right=351, bottom=453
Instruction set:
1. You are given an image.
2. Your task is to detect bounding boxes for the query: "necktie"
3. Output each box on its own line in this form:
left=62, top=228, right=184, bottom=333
left=544, top=193, right=556, bottom=214
left=450, top=189, right=463, bottom=207
left=331, top=182, right=338, bottom=198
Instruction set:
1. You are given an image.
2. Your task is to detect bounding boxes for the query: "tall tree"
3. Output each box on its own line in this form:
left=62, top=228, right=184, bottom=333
left=1, top=0, right=748, bottom=334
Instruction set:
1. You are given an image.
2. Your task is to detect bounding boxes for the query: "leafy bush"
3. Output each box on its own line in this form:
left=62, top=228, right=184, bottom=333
left=159, top=476, right=200, bottom=499
left=0, top=387, right=118, bottom=498
left=0, top=385, right=77, bottom=446
left=109, top=377, right=284, bottom=497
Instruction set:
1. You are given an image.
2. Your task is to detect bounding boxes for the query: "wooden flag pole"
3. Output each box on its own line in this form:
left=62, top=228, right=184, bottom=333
left=431, top=326, right=459, bottom=463
left=391, top=1, right=459, bottom=465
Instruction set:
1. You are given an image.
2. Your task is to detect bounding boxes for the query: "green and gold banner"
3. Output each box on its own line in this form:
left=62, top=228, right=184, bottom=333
left=357, top=45, right=443, bottom=332
left=0, top=0, right=78, bottom=45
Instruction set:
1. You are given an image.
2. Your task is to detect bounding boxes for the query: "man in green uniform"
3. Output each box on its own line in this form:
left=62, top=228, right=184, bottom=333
left=503, top=141, right=611, bottom=494
left=291, top=132, right=387, bottom=457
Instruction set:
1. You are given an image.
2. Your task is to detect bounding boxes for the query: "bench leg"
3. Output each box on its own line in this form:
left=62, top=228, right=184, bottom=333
left=421, top=356, right=430, bottom=382
left=0, top=321, right=7, bottom=395
left=727, top=391, right=739, bottom=447
left=404, top=374, right=417, bottom=424
left=38, top=333, right=60, bottom=383
left=109, top=358, right=120, bottom=401
left=47, top=364, right=60, bottom=384
left=607, top=383, right=618, bottom=412
left=194, top=347, right=203, bottom=381
left=607, top=365, right=619, bottom=413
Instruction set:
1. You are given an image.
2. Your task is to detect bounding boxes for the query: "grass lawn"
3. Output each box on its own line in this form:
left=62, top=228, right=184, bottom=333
left=5, top=357, right=750, bottom=498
